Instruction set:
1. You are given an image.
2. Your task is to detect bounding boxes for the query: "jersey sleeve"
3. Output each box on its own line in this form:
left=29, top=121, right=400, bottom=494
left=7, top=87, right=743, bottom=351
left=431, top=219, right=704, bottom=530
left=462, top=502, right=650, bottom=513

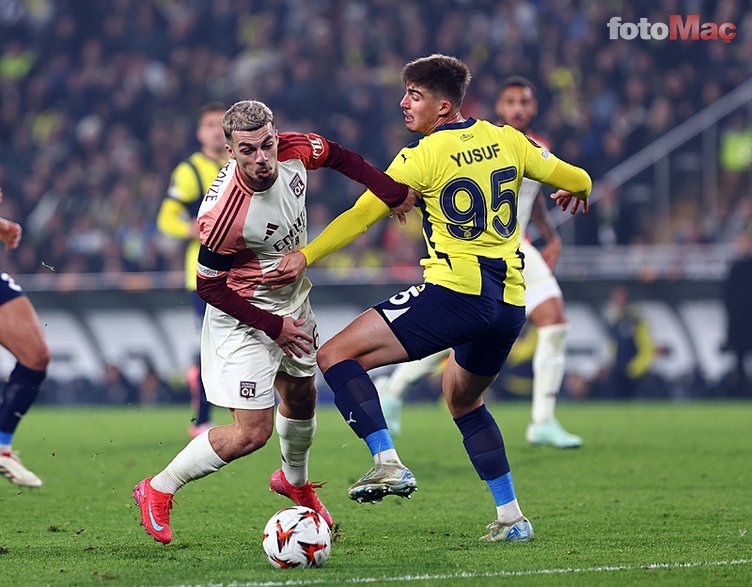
left=540, top=160, right=592, bottom=198
left=277, top=132, right=330, bottom=170
left=198, top=208, right=246, bottom=255
left=196, top=244, right=234, bottom=280
left=168, top=163, right=202, bottom=204
left=381, top=146, right=428, bottom=192
left=515, top=129, right=591, bottom=198
left=515, top=129, right=560, bottom=183
left=157, top=198, right=192, bottom=239
left=299, top=193, right=390, bottom=265
left=157, top=162, right=202, bottom=238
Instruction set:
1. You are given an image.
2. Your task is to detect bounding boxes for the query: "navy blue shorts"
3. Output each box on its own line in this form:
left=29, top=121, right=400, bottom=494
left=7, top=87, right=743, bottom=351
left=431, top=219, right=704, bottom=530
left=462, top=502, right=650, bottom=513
left=373, top=283, right=526, bottom=377
left=0, top=272, right=24, bottom=306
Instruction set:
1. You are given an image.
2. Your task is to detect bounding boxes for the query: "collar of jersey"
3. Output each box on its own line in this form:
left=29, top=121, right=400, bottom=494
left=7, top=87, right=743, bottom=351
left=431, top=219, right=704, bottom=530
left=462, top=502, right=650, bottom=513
left=434, top=117, right=477, bottom=133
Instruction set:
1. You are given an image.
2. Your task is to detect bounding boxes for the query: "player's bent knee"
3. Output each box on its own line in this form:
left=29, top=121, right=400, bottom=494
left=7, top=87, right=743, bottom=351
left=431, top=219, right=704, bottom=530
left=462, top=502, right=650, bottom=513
left=530, top=297, right=566, bottom=326
left=316, top=342, right=339, bottom=373
left=17, top=343, right=51, bottom=372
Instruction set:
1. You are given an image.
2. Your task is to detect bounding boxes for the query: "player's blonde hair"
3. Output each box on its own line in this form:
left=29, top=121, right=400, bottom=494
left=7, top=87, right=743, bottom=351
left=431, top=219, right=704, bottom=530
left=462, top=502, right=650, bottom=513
left=222, top=100, right=274, bottom=140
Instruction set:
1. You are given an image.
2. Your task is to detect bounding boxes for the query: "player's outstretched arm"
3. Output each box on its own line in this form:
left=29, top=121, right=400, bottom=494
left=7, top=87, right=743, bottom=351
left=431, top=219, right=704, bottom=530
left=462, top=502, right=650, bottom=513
left=322, top=139, right=416, bottom=216
left=263, top=192, right=390, bottom=288
left=541, top=159, right=592, bottom=216
left=550, top=189, right=589, bottom=215
left=262, top=251, right=308, bottom=289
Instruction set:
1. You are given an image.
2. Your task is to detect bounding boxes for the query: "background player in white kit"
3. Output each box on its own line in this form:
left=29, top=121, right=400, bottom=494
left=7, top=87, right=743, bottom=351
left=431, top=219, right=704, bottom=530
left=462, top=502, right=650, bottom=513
left=376, top=77, right=582, bottom=449
left=133, top=101, right=418, bottom=544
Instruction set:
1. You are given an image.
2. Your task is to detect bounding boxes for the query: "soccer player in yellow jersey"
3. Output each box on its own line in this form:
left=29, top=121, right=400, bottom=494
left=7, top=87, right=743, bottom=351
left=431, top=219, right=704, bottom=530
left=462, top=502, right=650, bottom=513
left=266, top=54, right=592, bottom=542
left=157, top=103, right=227, bottom=438
left=374, top=76, right=583, bottom=449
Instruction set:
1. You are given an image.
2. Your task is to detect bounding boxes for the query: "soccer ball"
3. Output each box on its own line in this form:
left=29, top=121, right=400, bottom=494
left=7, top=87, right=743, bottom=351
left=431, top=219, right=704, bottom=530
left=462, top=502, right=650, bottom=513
left=262, top=506, right=331, bottom=568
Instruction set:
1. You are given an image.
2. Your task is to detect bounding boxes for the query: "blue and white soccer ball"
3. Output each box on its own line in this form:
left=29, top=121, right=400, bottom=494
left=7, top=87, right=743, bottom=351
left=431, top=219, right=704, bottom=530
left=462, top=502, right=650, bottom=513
left=262, top=506, right=331, bottom=568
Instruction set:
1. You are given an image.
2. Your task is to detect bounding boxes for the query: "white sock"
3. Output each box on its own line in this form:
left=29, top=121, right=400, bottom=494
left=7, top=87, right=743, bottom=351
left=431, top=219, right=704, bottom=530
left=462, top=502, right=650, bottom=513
left=150, top=430, right=227, bottom=495
left=0, top=444, right=11, bottom=453
left=380, top=351, right=448, bottom=400
left=496, top=498, right=524, bottom=524
left=532, top=324, right=568, bottom=424
left=276, top=411, right=316, bottom=486
left=374, top=448, right=402, bottom=466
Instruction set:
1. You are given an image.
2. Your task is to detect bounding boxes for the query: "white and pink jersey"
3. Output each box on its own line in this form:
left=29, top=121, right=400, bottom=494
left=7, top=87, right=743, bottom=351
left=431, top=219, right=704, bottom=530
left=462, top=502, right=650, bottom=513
left=517, top=132, right=550, bottom=235
left=196, top=132, right=330, bottom=314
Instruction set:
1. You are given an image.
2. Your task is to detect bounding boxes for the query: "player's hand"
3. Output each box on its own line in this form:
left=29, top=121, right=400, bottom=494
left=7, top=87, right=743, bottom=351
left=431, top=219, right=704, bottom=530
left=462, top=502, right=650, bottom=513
left=275, top=317, right=314, bottom=358
left=541, top=236, right=561, bottom=270
left=263, top=251, right=307, bottom=289
left=390, top=188, right=422, bottom=225
left=0, top=217, right=22, bottom=249
left=551, top=189, right=589, bottom=215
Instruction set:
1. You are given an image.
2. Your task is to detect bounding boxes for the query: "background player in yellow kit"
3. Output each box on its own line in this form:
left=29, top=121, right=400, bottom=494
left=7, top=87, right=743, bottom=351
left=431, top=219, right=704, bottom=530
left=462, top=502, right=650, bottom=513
left=157, top=103, right=227, bottom=438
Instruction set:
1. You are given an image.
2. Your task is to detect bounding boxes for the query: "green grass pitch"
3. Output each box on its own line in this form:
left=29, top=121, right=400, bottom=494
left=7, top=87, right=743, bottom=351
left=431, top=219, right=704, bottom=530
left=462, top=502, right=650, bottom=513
left=0, top=401, right=750, bottom=586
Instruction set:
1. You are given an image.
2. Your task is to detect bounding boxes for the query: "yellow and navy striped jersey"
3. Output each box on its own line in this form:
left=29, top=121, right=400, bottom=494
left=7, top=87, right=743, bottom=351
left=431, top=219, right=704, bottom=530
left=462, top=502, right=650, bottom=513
left=157, top=151, right=226, bottom=290
left=302, top=118, right=590, bottom=306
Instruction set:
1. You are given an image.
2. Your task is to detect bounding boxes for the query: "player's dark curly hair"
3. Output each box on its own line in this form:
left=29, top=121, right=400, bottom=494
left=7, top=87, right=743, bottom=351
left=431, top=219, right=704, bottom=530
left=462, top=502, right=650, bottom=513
left=401, top=54, right=471, bottom=110
left=498, top=76, right=536, bottom=97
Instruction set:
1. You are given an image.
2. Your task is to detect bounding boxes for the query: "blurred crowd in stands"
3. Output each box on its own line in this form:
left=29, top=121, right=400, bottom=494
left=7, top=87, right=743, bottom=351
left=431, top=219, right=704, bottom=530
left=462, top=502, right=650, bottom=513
left=1, top=0, right=752, bottom=279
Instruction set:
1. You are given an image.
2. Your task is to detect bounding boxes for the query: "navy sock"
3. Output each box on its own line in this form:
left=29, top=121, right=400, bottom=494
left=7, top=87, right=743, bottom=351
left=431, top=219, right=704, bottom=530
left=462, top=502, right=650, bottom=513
left=454, top=404, right=510, bottom=481
left=325, top=360, right=389, bottom=440
left=0, top=363, right=46, bottom=438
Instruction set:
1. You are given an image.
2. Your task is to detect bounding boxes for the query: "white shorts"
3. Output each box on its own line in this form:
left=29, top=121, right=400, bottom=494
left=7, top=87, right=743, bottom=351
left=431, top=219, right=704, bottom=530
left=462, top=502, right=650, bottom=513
left=521, top=239, right=562, bottom=316
left=200, top=299, right=318, bottom=410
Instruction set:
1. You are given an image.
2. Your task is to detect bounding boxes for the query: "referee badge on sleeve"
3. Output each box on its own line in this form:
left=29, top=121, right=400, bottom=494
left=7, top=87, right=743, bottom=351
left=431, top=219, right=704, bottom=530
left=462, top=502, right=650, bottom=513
left=239, top=381, right=257, bottom=399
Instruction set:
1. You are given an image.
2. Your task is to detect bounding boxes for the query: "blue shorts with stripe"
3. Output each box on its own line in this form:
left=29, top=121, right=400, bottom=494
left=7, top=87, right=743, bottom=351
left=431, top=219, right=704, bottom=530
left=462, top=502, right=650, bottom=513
left=373, top=283, right=526, bottom=377
left=0, top=272, right=25, bottom=306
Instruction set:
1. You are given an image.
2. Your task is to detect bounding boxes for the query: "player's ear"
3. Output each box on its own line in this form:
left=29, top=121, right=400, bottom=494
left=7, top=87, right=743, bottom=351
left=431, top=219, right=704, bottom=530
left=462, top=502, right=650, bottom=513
left=225, top=143, right=234, bottom=159
left=438, top=99, right=453, bottom=117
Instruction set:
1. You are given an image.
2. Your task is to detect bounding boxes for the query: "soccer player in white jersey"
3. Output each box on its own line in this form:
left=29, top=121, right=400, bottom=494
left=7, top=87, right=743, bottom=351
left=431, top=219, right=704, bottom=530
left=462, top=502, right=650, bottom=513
left=375, top=77, right=582, bottom=448
left=133, top=100, right=419, bottom=544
